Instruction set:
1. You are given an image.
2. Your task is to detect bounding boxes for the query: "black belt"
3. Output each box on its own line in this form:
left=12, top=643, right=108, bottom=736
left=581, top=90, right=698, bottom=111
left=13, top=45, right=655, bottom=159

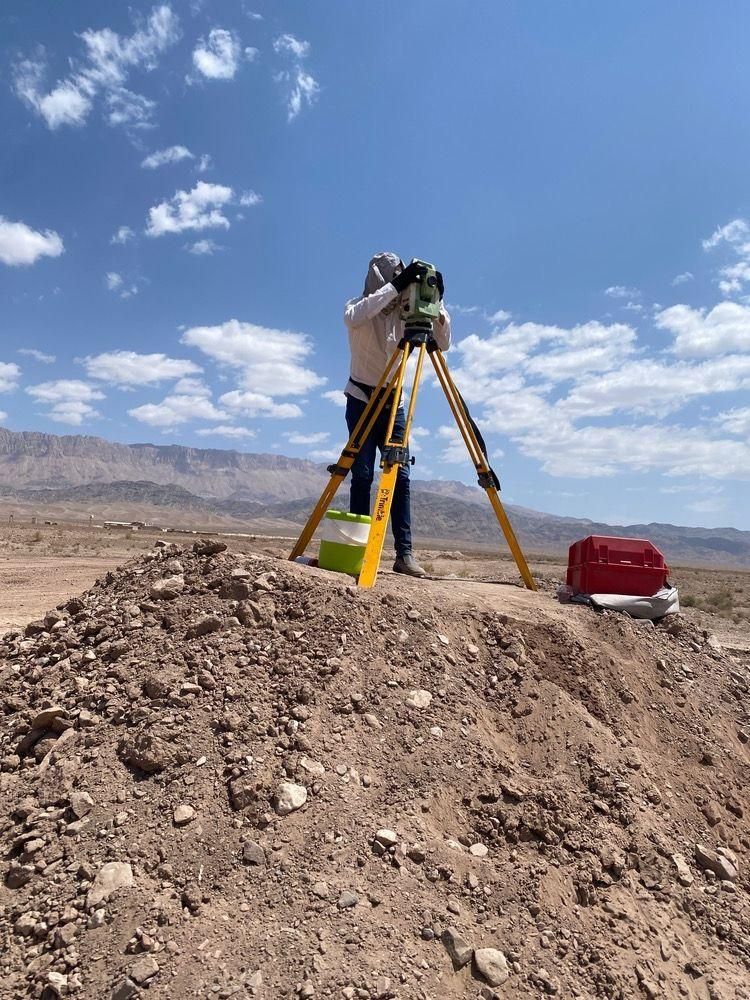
left=347, top=377, right=397, bottom=401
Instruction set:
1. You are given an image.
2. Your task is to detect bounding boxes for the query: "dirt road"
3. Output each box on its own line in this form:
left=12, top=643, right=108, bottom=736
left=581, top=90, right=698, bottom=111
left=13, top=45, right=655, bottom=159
left=0, top=555, right=124, bottom=634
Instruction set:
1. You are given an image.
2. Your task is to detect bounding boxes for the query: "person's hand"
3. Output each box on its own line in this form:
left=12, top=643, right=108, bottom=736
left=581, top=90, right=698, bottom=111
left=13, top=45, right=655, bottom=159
left=435, top=270, right=444, bottom=300
left=391, top=260, right=427, bottom=293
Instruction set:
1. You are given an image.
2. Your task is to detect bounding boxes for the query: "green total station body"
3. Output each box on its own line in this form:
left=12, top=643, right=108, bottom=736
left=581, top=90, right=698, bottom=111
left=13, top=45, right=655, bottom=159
left=400, top=258, right=441, bottom=326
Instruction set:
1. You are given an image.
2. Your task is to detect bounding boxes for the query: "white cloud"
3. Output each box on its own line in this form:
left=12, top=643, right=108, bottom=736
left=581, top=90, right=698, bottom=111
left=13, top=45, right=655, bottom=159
left=146, top=181, right=238, bottom=237
left=0, top=362, right=22, bottom=393
left=13, top=5, right=180, bottom=130
left=192, top=28, right=248, bottom=80
left=239, top=190, right=262, bottom=207
left=488, top=308, right=512, bottom=324
left=605, top=285, right=639, bottom=299
left=702, top=219, right=749, bottom=251
left=703, top=218, right=750, bottom=296
left=0, top=217, right=64, bottom=267
left=274, top=34, right=310, bottom=59
left=106, top=88, right=156, bottom=128
left=454, top=320, right=638, bottom=386
left=655, top=302, right=750, bottom=357
left=437, top=425, right=468, bottom=465
left=322, top=390, right=346, bottom=408
left=517, top=420, right=750, bottom=481
left=186, top=238, right=223, bottom=255
left=285, top=69, right=320, bottom=121
left=195, top=424, right=256, bottom=439
left=18, top=348, right=56, bottom=364
left=141, top=145, right=194, bottom=168
left=105, top=272, right=140, bottom=298
left=446, top=298, right=750, bottom=487
left=686, top=497, right=727, bottom=514
left=560, top=355, right=750, bottom=419
left=447, top=304, right=512, bottom=325
left=128, top=379, right=227, bottom=427
left=26, top=379, right=104, bottom=425
left=0, top=411, right=7, bottom=423
left=671, top=271, right=694, bottom=286
left=218, top=390, right=302, bottom=420
left=197, top=153, right=212, bottom=173
left=284, top=431, right=329, bottom=445
left=13, top=60, right=92, bottom=128
left=273, top=34, right=319, bottom=120
left=309, top=447, right=341, bottom=462
left=716, top=407, right=750, bottom=436
left=84, top=350, right=201, bottom=387
left=111, top=225, right=135, bottom=245
left=182, top=319, right=325, bottom=396
left=718, top=262, right=750, bottom=296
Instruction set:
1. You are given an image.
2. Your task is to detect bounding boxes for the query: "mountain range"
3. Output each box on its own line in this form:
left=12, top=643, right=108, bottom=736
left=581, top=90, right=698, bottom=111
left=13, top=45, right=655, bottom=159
left=1, top=427, right=749, bottom=568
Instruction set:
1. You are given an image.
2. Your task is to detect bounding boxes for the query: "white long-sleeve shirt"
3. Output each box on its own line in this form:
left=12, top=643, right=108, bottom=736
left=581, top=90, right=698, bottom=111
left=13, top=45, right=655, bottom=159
left=343, top=283, right=451, bottom=402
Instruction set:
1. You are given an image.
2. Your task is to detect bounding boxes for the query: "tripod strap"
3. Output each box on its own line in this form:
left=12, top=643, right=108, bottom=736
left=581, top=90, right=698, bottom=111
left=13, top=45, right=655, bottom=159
left=454, top=387, right=501, bottom=490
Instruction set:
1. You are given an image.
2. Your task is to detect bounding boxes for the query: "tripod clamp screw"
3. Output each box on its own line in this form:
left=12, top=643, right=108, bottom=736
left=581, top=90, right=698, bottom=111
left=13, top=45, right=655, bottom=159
left=381, top=444, right=411, bottom=468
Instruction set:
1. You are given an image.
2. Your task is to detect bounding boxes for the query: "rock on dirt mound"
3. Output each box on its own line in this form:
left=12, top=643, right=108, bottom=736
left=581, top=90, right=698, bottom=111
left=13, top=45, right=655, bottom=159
left=1, top=540, right=750, bottom=999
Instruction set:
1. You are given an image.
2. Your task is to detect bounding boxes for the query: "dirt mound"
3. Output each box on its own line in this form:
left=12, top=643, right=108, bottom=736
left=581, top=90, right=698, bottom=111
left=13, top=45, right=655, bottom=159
left=1, top=542, right=749, bottom=999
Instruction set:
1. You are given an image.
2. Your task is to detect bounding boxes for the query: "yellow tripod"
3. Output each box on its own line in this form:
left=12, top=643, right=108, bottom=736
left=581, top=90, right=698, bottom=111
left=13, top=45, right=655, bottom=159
left=289, top=327, right=536, bottom=591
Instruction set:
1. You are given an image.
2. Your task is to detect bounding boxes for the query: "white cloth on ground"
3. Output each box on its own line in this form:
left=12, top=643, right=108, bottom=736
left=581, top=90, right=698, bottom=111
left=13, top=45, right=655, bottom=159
left=587, top=586, right=680, bottom=620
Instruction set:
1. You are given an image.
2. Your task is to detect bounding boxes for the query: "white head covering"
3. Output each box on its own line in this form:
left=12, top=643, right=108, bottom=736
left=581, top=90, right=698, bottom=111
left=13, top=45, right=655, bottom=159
left=363, top=251, right=403, bottom=295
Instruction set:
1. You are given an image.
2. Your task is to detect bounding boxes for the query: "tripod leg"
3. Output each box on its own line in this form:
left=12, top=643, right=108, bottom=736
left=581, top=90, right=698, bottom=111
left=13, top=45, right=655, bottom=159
left=358, top=342, right=427, bottom=588
left=430, top=350, right=537, bottom=591
left=289, top=348, right=403, bottom=561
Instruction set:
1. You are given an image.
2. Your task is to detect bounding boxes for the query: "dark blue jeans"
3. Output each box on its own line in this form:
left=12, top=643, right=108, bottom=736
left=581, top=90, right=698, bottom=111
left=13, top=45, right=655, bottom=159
left=345, top=393, right=412, bottom=557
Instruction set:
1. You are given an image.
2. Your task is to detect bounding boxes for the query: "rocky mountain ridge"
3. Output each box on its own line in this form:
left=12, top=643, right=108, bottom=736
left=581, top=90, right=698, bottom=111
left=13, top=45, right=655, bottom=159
left=1, top=428, right=749, bottom=567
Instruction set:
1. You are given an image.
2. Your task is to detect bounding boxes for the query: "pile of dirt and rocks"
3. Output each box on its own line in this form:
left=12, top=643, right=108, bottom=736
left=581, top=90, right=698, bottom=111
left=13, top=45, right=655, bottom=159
left=1, top=540, right=749, bottom=1000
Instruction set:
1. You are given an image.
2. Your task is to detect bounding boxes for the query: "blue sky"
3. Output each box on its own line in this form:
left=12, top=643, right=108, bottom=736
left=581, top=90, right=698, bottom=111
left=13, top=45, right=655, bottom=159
left=1, top=1, right=750, bottom=529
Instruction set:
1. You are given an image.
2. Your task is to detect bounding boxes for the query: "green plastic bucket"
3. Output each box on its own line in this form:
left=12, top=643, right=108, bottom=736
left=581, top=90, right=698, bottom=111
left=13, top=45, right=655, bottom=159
left=318, top=510, right=372, bottom=576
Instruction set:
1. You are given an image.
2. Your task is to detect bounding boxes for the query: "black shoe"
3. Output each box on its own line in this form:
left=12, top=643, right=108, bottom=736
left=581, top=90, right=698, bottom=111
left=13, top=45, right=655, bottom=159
left=393, top=553, right=426, bottom=578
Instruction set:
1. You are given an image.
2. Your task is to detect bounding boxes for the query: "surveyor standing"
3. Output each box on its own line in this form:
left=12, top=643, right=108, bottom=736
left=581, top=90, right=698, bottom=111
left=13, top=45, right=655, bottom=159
left=343, top=252, right=451, bottom=578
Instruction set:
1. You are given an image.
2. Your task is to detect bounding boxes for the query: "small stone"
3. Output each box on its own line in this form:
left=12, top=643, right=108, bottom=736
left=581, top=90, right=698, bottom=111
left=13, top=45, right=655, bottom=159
left=695, top=843, right=738, bottom=881
left=405, top=689, right=432, bottom=710
left=149, top=576, right=184, bottom=600
left=14, top=913, right=37, bottom=936
left=299, top=756, right=326, bottom=778
left=246, top=970, right=263, bottom=994
left=45, top=972, right=68, bottom=996
left=469, top=843, right=489, bottom=858
left=111, top=978, right=138, bottom=1000
left=474, top=948, right=509, bottom=987
left=30, top=706, right=66, bottom=731
left=173, top=804, right=196, bottom=826
left=242, top=840, right=266, bottom=866
left=442, top=927, right=472, bottom=969
left=374, top=829, right=398, bottom=849
left=337, top=890, right=358, bottom=909
left=363, top=713, right=382, bottom=729
left=672, top=854, right=694, bottom=887
left=274, top=782, right=307, bottom=816
left=129, top=955, right=159, bottom=985
left=310, top=881, right=330, bottom=899
left=87, top=862, right=134, bottom=909
left=69, top=791, right=95, bottom=818
left=187, top=614, right=223, bottom=638
left=193, top=538, right=228, bottom=555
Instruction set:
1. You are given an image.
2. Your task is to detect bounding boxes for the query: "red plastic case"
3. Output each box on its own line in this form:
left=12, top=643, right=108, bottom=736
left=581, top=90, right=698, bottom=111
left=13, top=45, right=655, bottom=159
left=566, top=535, right=669, bottom=597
